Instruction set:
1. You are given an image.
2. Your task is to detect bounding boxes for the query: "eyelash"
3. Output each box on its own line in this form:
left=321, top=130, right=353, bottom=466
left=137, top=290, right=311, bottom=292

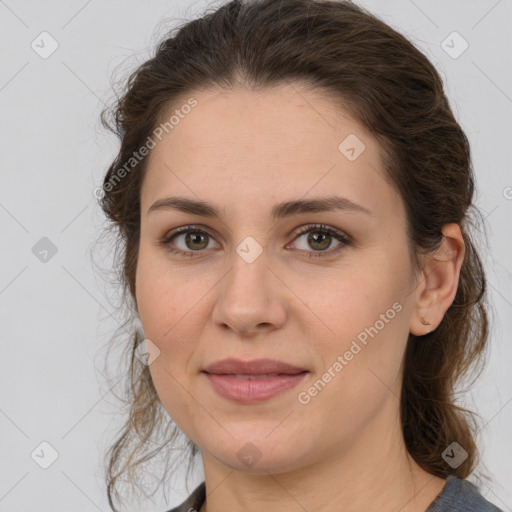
left=158, top=223, right=352, bottom=259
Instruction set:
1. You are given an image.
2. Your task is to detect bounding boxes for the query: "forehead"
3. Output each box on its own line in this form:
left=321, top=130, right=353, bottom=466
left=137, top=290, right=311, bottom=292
left=142, top=84, right=400, bottom=221
left=151, top=84, right=375, bottom=164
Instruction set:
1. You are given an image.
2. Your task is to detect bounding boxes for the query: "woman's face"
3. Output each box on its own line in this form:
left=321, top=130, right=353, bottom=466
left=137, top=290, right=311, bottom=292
left=136, top=84, right=423, bottom=473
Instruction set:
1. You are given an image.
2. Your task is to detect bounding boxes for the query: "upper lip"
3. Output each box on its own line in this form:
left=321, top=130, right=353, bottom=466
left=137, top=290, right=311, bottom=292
left=203, top=358, right=307, bottom=375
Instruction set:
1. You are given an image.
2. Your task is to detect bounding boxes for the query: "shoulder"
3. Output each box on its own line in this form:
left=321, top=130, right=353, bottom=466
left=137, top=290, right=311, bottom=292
left=427, top=475, right=504, bottom=512
left=162, top=476, right=504, bottom=512
left=163, top=482, right=206, bottom=512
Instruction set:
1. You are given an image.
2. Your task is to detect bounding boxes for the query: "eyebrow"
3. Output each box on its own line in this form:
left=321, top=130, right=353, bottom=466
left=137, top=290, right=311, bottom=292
left=147, top=195, right=373, bottom=221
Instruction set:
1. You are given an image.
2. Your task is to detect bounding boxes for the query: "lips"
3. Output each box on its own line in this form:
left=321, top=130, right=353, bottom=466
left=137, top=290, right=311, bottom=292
left=202, top=358, right=307, bottom=376
left=202, top=358, right=309, bottom=403
left=222, top=373, right=283, bottom=379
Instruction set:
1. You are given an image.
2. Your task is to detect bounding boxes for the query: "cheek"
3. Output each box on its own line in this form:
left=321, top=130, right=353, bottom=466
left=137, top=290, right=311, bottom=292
left=297, top=290, right=407, bottom=441
left=298, top=261, right=406, bottom=344
left=137, top=279, right=197, bottom=359
left=136, top=247, right=192, bottom=343
left=136, top=258, right=203, bottom=430
left=299, top=265, right=409, bottom=395
left=135, top=249, right=211, bottom=375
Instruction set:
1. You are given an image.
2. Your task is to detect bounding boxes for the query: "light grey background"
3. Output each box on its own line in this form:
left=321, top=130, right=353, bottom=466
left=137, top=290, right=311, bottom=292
left=1, top=0, right=511, bottom=511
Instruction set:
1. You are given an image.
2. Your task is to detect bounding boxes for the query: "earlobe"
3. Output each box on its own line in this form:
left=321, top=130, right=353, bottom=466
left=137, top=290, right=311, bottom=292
left=409, top=223, right=465, bottom=336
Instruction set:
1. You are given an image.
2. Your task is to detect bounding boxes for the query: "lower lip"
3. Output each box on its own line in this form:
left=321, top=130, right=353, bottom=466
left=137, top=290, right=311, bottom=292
left=203, top=372, right=308, bottom=404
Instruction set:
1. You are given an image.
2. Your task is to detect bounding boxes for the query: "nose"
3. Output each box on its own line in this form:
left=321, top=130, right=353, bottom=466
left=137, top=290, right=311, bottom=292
left=211, top=247, right=288, bottom=338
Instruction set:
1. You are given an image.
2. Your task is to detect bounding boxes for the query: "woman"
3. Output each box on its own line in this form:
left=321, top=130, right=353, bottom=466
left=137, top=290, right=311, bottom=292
left=98, top=0, right=503, bottom=510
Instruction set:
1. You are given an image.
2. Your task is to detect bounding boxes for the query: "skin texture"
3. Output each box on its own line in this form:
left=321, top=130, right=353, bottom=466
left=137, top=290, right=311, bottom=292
left=135, top=84, right=465, bottom=512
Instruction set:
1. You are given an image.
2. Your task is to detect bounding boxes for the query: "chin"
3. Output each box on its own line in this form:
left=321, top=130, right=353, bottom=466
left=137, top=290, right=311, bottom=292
left=203, top=434, right=313, bottom=474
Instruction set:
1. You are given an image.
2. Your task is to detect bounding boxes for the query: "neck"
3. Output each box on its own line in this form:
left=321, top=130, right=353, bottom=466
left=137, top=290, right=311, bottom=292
left=198, top=404, right=446, bottom=512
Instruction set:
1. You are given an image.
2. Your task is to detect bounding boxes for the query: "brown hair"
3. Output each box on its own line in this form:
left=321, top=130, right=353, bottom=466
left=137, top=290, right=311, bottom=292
left=96, top=0, right=492, bottom=510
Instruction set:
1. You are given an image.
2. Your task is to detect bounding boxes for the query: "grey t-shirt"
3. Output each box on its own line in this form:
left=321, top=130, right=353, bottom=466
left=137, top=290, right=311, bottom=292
left=165, top=475, right=504, bottom=512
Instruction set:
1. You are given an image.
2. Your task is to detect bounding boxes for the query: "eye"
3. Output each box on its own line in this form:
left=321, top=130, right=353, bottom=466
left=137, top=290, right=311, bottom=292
left=288, top=224, right=351, bottom=258
left=159, top=225, right=219, bottom=257
left=158, top=223, right=351, bottom=258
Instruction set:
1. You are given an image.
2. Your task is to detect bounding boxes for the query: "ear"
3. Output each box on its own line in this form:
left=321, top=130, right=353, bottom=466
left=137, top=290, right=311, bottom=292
left=409, top=223, right=465, bottom=336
